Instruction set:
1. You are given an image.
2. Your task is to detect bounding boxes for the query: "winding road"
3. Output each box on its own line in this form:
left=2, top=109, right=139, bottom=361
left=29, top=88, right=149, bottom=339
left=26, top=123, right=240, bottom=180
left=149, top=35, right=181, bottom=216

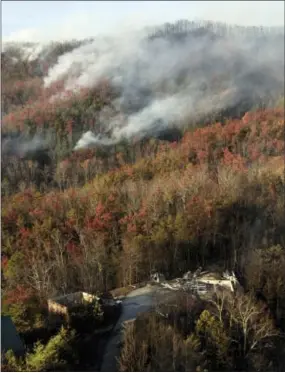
left=100, top=285, right=158, bottom=372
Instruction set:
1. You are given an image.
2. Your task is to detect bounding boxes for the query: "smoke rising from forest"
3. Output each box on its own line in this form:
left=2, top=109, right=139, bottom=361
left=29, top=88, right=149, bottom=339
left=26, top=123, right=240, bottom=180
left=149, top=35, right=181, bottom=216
left=3, top=20, right=284, bottom=154
left=43, top=21, right=284, bottom=150
left=1, top=133, right=50, bottom=159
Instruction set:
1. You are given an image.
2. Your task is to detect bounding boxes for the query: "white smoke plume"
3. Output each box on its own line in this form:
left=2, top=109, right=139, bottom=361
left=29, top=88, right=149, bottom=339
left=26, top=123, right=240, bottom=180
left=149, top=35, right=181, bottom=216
left=2, top=42, right=47, bottom=62
left=43, top=20, right=284, bottom=150
left=74, top=131, right=115, bottom=150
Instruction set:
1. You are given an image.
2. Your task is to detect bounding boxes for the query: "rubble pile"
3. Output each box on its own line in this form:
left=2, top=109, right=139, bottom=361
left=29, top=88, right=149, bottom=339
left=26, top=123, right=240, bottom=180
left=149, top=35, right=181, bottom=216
left=150, top=268, right=239, bottom=295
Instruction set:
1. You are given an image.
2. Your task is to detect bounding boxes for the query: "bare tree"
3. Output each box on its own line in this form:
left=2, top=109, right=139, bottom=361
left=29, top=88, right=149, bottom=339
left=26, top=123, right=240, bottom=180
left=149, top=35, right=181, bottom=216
left=26, top=254, right=54, bottom=299
left=47, top=230, right=71, bottom=295
left=210, top=288, right=230, bottom=323
left=227, top=293, right=280, bottom=357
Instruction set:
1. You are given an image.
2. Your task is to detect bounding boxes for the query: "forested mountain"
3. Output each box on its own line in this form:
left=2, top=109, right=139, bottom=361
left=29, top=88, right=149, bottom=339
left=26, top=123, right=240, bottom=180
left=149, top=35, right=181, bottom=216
left=1, top=20, right=285, bottom=371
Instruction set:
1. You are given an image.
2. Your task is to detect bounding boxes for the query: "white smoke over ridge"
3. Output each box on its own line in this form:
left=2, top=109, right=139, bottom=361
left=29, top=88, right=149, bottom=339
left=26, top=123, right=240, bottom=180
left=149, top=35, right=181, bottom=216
left=74, top=131, right=115, bottom=150
left=43, top=20, right=284, bottom=150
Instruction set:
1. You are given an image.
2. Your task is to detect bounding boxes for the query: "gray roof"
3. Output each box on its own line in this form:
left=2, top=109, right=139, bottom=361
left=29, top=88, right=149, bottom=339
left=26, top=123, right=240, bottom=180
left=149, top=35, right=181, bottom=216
left=1, top=316, right=25, bottom=356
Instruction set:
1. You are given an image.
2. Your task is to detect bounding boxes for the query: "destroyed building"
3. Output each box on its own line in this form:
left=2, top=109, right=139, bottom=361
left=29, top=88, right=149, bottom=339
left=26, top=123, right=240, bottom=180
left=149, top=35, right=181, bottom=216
left=150, top=272, right=166, bottom=283
left=48, top=291, right=99, bottom=325
left=151, top=268, right=241, bottom=297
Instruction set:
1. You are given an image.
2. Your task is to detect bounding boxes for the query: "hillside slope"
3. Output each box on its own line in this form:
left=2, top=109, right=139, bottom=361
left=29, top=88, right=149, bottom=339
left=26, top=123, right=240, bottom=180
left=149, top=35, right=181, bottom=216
left=1, top=19, right=285, bottom=372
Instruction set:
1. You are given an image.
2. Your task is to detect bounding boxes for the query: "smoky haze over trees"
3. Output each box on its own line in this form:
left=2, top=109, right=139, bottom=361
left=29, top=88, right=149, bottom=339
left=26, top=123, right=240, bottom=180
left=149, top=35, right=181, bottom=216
left=43, top=20, right=284, bottom=147
left=2, top=21, right=284, bottom=156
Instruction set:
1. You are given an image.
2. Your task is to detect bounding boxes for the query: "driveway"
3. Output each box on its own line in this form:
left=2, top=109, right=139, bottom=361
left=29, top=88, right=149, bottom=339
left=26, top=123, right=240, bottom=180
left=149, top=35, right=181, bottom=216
left=100, top=285, right=158, bottom=372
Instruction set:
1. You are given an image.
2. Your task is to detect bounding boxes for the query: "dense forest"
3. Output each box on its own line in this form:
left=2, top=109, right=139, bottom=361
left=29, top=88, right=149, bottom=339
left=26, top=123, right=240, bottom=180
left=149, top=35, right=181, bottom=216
left=1, top=20, right=285, bottom=371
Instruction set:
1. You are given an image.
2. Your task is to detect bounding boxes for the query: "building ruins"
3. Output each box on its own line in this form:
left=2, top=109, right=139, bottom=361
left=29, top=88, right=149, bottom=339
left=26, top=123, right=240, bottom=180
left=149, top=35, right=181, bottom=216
left=48, top=291, right=99, bottom=325
left=150, top=268, right=241, bottom=296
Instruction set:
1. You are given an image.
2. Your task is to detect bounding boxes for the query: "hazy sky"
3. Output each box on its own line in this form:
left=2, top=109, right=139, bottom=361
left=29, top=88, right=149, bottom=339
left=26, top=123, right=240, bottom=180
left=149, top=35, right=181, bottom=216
left=2, top=1, right=284, bottom=42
